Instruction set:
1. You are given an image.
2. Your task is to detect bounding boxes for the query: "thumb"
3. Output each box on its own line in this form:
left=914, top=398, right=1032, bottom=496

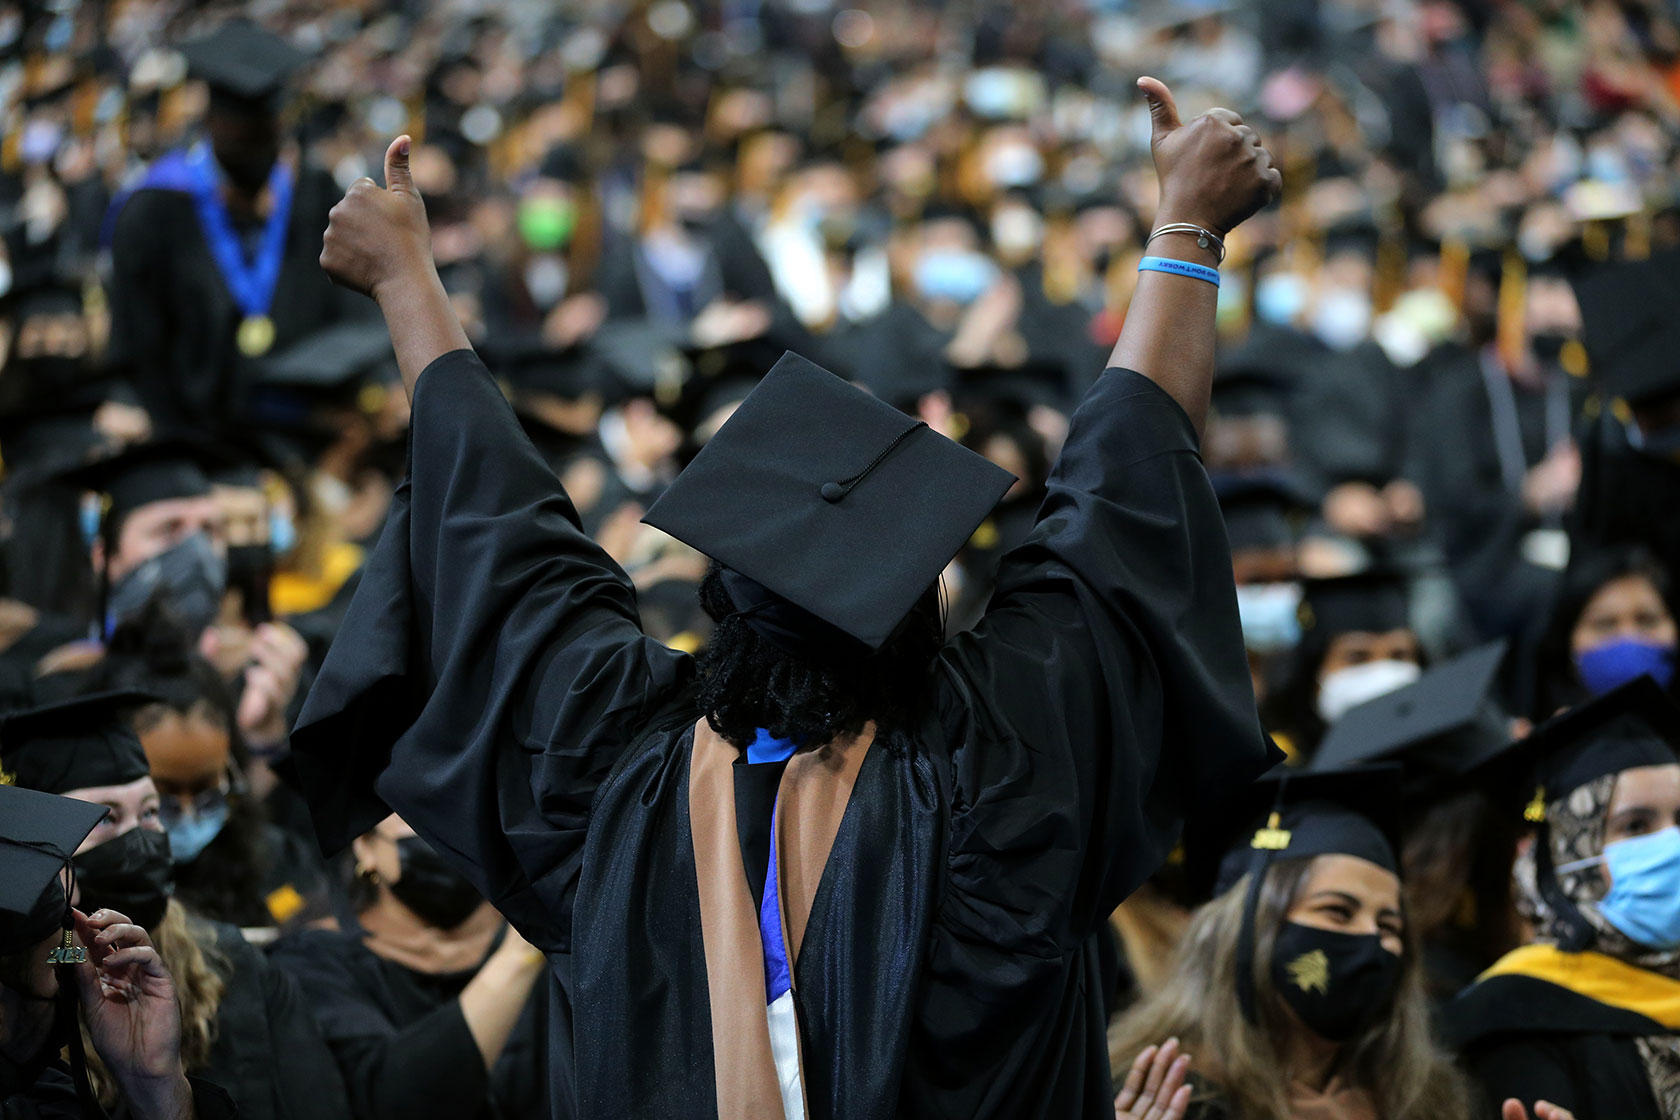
left=384, top=135, right=417, bottom=197
left=1137, top=76, right=1181, bottom=138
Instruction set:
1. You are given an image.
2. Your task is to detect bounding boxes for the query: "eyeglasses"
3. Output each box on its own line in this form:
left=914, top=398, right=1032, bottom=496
left=157, top=759, right=248, bottom=828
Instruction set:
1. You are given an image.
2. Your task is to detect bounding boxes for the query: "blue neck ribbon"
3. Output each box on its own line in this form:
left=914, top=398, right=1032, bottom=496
left=185, top=143, right=296, bottom=319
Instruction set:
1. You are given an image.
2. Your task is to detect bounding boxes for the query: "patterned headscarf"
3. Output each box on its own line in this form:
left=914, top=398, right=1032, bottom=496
left=1513, top=774, right=1680, bottom=1112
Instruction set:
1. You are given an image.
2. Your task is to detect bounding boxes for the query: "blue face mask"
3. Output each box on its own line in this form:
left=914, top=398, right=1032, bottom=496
left=269, top=508, right=297, bottom=556
left=914, top=249, right=995, bottom=306
left=1235, top=581, right=1302, bottom=653
left=1593, top=827, right=1680, bottom=950
left=1575, top=637, right=1678, bottom=696
left=167, top=805, right=230, bottom=866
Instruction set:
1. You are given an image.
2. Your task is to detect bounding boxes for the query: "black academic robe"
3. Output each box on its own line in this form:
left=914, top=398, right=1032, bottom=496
left=291, top=349, right=1273, bottom=1120
left=1571, top=408, right=1680, bottom=580
left=267, top=927, right=550, bottom=1120
left=0, top=1064, right=236, bottom=1120
left=1445, top=973, right=1668, bottom=1119
left=198, top=920, right=353, bottom=1120
left=106, top=164, right=360, bottom=440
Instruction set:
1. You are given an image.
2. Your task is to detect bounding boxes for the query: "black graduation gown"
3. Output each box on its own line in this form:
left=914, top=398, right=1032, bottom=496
left=267, top=927, right=550, bottom=1120
left=1407, top=347, right=1585, bottom=633
left=196, top=920, right=353, bottom=1120
left=1570, top=408, right=1680, bottom=579
left=106, top=164, right=361, bottom=440
left=290, top=349, right=1273, bottom=1120
left=1444, top=973, right=1667, bottom=1119
left=0, top=1063, right=237, bottom=1120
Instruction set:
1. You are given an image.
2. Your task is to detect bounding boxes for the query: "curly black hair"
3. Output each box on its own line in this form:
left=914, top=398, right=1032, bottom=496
left=694, top=561, right=944, bottom=749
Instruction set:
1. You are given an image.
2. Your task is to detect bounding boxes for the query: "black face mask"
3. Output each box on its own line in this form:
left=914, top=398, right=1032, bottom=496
left=73, top=827, right=175, bottom=932
left=390, top=836, right=484, bottom=930
left=1530, top=332, right=1573, bottom=368
left=1269, top=921, right=1402, bottom=1042
left=107, top=532, right=228, bottom=636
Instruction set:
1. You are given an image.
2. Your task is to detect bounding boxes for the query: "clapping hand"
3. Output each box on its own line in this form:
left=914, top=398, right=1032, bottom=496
left=1114, top=1037, right=1193, bottom=1120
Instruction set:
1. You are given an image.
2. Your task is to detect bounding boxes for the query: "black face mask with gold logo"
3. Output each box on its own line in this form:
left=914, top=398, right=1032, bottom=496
left=1269, top=921, right=1402, bottom=1042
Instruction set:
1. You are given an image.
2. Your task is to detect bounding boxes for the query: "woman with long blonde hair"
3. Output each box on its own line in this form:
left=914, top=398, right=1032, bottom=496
left=1109, top=771, right=1567, bottom=1120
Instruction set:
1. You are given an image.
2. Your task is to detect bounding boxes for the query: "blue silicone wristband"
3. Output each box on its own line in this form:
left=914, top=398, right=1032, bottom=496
left=1137, top=255, right=1220, bottom=287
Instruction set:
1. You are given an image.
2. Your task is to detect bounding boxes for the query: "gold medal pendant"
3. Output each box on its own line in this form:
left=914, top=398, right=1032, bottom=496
left=237, top=314, right=276, bottom=357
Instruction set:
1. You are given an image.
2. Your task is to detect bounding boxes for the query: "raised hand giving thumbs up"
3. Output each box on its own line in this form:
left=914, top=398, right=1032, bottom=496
left=1137, top=76, right=1280, bottom=237
left=319, top=135, right=434, bottom=301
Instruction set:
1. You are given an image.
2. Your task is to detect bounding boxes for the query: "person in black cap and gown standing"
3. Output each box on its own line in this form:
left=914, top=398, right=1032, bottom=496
left=106, top=19, right=362, bottom=442
left=291, top=77, right=1279, bottom=1120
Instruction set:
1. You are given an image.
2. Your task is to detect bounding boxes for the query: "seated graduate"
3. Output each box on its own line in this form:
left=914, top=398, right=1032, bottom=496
left=1264, top=570, right=1425, bottom=762
left=1446, top=677, right=1680, bottom=1120
left=269, top=814, right=550, bottom=1120
left=1306, top=643, right=1526, bottom=1006
left=0, top=783, right=235, bottom=1120
left=1530, top=544, right=1679, bottom=717
left=0, top=691, right=351, bottom=1120
left=289, top=77, right=1281, bottom=1120
left=1108, top=767, right=1481, bottom=1120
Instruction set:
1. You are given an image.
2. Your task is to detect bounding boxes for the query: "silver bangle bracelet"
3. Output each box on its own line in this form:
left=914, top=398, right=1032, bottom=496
left=1146, top=223, right=1225, bottom=264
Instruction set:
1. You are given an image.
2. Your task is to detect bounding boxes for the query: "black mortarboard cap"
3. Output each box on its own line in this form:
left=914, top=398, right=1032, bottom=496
left=1510, top=675, right=1680, bottom=805
left=1187, top=762, right=1404, bottom=1023
left=1309, top=641, right=1508, bottom=777
left=1215, top=471, right=1316, bottom=553
left=258, top=321, right=397, bottom=394
left=55, top=440, right=213, bottom=531
left=1571, top=251, right=1680, bottom=406
left=1201, top=763, right=1405, bottom=900
left=643, top=351, right=1015, bottom=650
left=0, top=691, right=157, bottom=795
left=0, top=785, right=107, bottom=952
left=1296, top=569, right=1411, bottom=637
left=180, top=20, right=308, bottom=109
left=950, top=359, right=1075, bottom=415
left=1212, top=343, right=1298, bottom=418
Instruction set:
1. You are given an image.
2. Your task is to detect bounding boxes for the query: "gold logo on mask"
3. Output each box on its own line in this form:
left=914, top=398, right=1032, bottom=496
left=1286, top=949, right=1330, bottom=995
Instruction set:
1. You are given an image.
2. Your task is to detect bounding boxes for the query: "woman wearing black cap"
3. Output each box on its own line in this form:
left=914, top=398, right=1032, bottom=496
left=294, top=77, right=1279, bottom=1120
left=1108, top=770, right=1479, bottom=1120
left=1448, top=678, right=1680, bottom=1120
left=0, top=693, right=351, bottom=1120
left=0, top=784, right=235, bottom=1119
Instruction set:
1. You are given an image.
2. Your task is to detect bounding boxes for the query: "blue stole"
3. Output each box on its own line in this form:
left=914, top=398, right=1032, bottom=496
left=103, top=143, right=296, bottom=322
left=747, top=729, right=797, bottom=1004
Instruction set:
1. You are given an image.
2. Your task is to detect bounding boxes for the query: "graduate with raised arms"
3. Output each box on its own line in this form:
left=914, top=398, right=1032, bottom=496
left=290, top=77, right=1281, bottom=1120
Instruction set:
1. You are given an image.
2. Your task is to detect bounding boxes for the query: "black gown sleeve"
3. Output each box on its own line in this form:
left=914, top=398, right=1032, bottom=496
left=253, top=944, right=356, bottom=1120
left=291, top=349, right=693, bottom=953
left=933, top=366, right=1276, bottom=954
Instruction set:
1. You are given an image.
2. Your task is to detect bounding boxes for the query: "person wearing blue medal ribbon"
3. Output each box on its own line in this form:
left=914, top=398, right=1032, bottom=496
left=107, top=19, right=365, bottom=443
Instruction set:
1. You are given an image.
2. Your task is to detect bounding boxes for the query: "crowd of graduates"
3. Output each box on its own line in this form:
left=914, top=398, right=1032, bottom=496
left=4, top=0, right=1680, bottom=1118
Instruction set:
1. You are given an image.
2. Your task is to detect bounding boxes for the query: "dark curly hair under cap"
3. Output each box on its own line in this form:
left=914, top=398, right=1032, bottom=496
left=695, top=561, right=944, bottom=749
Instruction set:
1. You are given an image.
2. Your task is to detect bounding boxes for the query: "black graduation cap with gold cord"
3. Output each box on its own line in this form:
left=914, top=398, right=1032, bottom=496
left=1185, top=763, right=1405, bottom=1023
left=642, top=351, right=1016, bottom=654
left=1479, top=676, right=1680, bottom=950
left=1295, top=569, right=1411, bottom=639
left=0, top=690, right=158, bottom=797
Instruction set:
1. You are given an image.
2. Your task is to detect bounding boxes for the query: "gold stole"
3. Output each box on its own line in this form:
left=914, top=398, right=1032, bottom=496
left=687, top=719, right=874, bottom=1120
